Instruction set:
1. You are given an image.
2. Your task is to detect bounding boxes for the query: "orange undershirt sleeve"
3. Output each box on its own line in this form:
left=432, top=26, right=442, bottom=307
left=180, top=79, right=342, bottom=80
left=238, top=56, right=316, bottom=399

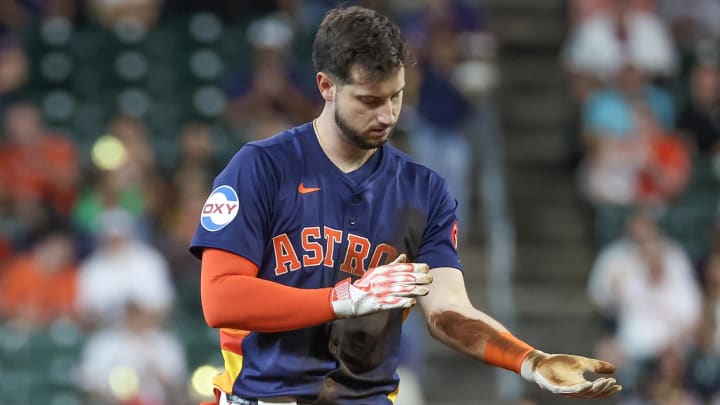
left=483, top=332, right=535, bottom=373
left=200, top=248, right=336, bottom=332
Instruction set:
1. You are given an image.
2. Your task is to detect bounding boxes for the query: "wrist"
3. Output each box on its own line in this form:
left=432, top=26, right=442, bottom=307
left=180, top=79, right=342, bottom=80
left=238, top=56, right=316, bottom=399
left=520, top=350, right=548, bottom=381
left=330, top=278, right=354, bottom=318
left=483, top=332, right=535, bottom=373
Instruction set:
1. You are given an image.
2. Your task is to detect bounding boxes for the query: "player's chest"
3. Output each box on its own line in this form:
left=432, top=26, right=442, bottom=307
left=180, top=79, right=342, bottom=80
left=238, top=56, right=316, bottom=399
left=272, top=172, right=400, bottom=233
left=266, top=176, right=427, bottom=276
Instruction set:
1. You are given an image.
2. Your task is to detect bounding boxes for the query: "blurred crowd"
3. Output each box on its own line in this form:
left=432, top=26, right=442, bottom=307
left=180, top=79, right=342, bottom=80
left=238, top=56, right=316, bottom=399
left=562, top=0, right=720, bottom=403
left=14, top=0, right=720, bottom=404
left=0, top=0, right=498, bottom=404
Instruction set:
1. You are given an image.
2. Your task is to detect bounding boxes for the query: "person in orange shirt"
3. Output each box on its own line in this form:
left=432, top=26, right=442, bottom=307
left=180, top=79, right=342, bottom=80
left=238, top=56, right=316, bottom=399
left=633, top=103, right=691, bottom=205
left=0, top=102, right=80, bottom=215
left=0, top=227, right=78, bottom=326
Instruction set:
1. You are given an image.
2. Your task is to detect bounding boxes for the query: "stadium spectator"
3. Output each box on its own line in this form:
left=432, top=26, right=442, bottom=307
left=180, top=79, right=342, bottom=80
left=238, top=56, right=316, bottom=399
left=0, top=102, right=80, bottom=215
left=656, top=0, right=720, bottom=60
left=222, top=15, right=320, bottom=142
left=0, top=225, right=78, bottom=328
left=0, top=37, right=28, bottom=116
left=154, top=169, right=208, bottom=315
left=402, top=0, right=491, bottom=228
left=172, top=122, right=222, bottom=185
left=73, top=164, right=146, bottom=236
left=677, top=61, right=720, bottom=156
left=633, top=103, right=690, bottom=206
left=636, top=345, right=704, bottom=405
left=73, top=115, right=166, bottom=238
left=587, top=211, right=702, bottom=391
left=562, top=0, right=676, bottom=82
left=683, top=251, right=720, bottom=402
left=77, top=299, right=188, bottom=404
left=578, top=62, right=686, bottom=212
left=561, top=0, right=676, bottom=167
left=569, top=0, right=654, bottom=25
left=74, top=207, right=174, bottom=328
left=154, top=121, right=218, bottom=288
left=86, top=0, right=164, bottom=30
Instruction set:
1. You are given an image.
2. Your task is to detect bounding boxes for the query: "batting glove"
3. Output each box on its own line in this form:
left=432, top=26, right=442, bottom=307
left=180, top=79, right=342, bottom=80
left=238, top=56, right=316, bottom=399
left=331, top=254, right=432, bottom=318
left=520, top=350, right=622, bottom=399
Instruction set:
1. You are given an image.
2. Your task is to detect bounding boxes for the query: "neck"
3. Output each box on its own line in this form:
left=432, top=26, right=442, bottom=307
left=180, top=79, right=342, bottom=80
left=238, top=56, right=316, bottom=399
left=314, top=109, right=377, bottom=173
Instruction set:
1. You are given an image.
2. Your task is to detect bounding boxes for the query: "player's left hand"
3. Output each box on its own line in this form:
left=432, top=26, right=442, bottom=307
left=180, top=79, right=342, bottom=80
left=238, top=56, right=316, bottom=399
left=520, top=350, right=622, bottom=399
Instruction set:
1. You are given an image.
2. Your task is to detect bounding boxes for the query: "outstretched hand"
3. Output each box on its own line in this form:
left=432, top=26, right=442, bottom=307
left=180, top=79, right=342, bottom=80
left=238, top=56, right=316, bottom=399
left=520, top=350, right=622, bottom=399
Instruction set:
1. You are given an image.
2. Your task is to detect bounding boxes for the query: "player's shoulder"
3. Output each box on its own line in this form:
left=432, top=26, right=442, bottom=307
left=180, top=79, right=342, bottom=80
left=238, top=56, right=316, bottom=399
left=384, top=143, right=445, bottom=182
left=246, top=122, right=313, bottom=151
left=226, top=122, right=312, bottom=167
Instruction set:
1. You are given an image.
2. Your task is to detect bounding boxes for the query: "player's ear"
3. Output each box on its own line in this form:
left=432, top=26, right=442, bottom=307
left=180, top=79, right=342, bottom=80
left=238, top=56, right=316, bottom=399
left=317, top=72, right=335, bottom=101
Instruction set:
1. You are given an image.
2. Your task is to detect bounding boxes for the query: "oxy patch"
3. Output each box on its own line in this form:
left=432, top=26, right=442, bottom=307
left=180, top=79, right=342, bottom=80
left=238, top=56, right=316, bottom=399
left=200, top=185, right=239, bottom=231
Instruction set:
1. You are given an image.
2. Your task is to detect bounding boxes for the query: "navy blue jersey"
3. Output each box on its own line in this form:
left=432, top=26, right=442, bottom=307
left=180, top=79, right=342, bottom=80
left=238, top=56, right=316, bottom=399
left=190, top=121, right=462, bottom=403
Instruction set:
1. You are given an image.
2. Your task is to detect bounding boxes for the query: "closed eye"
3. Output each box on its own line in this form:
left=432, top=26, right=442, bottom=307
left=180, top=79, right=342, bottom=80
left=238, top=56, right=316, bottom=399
left=358, top=96, right=379, bottom=105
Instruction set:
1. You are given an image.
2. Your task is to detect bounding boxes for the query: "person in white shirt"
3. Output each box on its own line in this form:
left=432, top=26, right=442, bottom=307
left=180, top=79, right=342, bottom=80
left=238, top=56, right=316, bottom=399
left=75, top=207, right=174, bottom=327
left=587, top=211, right=702, bottom=388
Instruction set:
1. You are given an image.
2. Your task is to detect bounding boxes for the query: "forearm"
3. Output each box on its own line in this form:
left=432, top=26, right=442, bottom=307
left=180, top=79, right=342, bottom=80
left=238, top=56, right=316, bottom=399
left=201, top=249, right=431, bottom=331
left=426, top=306, right=534, bottom=373
left=419, top=268, right=535, bottom=373
left=425, top=301, right=622, bottom=399
left=201, top=248, right=335, bottom=332
left=202, top=274, right=335, bottom=332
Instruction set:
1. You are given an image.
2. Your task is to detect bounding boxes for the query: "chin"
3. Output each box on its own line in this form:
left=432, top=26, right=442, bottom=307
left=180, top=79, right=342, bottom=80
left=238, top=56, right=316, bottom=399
left=363, top=135, right=389, bottom=149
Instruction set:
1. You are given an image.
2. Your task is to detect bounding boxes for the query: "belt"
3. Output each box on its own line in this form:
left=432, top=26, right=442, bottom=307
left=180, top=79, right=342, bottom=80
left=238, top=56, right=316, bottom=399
left=219, top=391, right=298, bottom=405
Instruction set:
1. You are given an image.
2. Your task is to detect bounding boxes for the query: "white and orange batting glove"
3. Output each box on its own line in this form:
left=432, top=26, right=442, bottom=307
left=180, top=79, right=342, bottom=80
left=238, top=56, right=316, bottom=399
left=520, top=350, right=622, bottom=399
left=331, top=254, right=432, bottom=318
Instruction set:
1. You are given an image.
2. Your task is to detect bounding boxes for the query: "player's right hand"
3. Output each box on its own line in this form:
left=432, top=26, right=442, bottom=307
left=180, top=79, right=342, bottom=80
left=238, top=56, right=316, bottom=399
left=331, top=254, right=432, bottom=318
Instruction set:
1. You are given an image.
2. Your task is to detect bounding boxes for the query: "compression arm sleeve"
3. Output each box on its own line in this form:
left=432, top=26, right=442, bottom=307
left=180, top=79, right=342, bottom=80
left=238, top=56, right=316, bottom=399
left=200, top=248, right=336, bottom=332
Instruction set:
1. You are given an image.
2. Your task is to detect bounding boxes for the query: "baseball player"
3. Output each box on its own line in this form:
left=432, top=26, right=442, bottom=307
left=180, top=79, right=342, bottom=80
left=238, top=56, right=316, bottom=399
left=191, top=6, right=622, bottom=405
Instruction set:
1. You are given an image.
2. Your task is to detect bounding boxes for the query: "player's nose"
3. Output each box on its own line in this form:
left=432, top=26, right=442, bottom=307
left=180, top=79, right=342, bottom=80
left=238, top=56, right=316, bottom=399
left=377, top=100, right=394, bottom=125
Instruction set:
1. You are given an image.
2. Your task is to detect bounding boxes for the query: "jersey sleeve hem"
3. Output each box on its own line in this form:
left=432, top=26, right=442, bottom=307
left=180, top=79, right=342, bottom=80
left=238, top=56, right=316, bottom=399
left=189, top=242, right=262, bottom=269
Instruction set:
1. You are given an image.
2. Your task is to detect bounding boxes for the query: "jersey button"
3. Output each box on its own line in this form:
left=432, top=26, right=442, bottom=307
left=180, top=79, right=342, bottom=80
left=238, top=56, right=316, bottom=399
left=348, top=217, right=357, bottom=226
left=351, top=194, right=361, bottom=203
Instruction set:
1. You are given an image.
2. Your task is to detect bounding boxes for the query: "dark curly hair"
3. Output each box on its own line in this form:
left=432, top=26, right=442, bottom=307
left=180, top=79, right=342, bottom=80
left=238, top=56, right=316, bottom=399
left=312, top=6, right=408, bottom=84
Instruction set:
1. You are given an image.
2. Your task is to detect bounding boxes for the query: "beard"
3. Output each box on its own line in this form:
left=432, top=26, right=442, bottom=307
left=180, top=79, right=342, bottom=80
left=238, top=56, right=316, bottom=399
left=334, top=105, right=392, bottom=150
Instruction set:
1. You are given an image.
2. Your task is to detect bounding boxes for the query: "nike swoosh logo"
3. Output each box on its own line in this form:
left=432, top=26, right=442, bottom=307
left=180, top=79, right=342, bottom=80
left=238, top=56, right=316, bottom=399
left=298, top=182, right=321, bottom=194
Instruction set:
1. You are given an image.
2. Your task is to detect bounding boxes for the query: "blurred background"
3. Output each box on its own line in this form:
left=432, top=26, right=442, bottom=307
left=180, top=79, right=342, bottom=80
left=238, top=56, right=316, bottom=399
left=0, top=0, right=719, bottom=404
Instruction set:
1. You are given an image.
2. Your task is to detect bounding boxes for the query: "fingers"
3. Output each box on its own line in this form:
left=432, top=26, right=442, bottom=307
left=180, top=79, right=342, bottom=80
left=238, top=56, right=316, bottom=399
left=377, top=262, right=431, bottom=287
left=411, top=273, right=433, bottom=285
left=383, top=262, right=430, bottom=274
left=390, top=253, right=407, bottom=264
left=361, top=261, right=429, bottom=285
left=587, top=377, right=622, bottom=399
left=361, top=259, right=433, bottom=302
left=390, top=285, right=430, bottom=297
left=604, top=383, right=623, bottom=397
left=410, top=262, right=430, bottom=274
left=591, top=359, right=616, bottom=374
left=540, top=379, right=592, bottom=395
left=561, top=378, right=622, bottom=399
left=398, top=297, right=416, bottom=308
left=378, top=296, right=417, bottom=309
left=386, top=270, right=432, bottom=297
left=566, top=378, right=611, bottom=398
left=576, top=356, right=616, bottom=374
left=388, top=272, right=433, bottom=285
left=554, top=377, right=622, bottom=399
left=372, top=280, right=430, bottom=298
